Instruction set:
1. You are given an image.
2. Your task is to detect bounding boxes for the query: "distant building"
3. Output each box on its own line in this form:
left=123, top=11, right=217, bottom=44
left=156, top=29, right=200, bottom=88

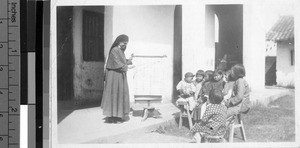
left=266, top=16, right=294, bottom=87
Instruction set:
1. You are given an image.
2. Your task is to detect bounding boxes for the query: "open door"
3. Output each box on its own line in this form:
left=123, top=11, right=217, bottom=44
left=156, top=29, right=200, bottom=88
left=57, top=7, right=74, bottom=101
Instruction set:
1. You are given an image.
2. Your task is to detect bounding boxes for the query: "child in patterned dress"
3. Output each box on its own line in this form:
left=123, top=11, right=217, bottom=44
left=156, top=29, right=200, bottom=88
left=190, top=89, right=227, bottom=143
left=176, top=72, right=197, bottom=111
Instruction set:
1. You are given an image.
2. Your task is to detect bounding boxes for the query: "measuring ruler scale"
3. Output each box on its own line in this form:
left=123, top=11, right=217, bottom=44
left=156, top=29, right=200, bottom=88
left=0, top=0, right=21, bottom=148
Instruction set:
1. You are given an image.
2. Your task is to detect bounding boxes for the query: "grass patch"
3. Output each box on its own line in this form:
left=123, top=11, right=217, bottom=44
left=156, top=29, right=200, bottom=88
left=243, top=94, right=295, bottom=142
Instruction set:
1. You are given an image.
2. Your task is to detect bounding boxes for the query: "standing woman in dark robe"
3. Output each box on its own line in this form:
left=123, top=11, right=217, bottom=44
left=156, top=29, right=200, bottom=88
left=101, top=34, right=133, bottom=123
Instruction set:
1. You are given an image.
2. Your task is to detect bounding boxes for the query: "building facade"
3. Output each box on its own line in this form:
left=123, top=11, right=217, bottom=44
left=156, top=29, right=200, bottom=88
left=56, top=2, right=268, bottom=104
left=266, top=16, right=294, bottom=87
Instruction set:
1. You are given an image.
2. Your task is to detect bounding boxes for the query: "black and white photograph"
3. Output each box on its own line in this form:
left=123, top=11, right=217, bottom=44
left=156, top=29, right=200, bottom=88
left=50, top=0, right=299, bottom=147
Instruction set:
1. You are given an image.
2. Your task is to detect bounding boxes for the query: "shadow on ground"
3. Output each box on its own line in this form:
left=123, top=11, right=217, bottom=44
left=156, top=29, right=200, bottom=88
left=58, top=100, right=101, bottom=123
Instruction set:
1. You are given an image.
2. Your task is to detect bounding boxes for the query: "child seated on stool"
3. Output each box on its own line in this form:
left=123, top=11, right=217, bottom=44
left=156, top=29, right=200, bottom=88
left=193, top=70, right=205, bottom=100
left=193, top=70, right=214, bottom=121
left=222, top=70, right=235, bottom=104
left=176, top=72, right=197, bottom=112
left=190, top=89, right=227, bottom=143
left=210, top=69, right=226, bottom=92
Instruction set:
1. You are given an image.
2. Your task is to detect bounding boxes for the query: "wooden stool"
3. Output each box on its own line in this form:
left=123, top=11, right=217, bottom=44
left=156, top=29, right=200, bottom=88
left=228, top=114, right=247, bottom=142
left=142, top=106, right=155, bottom=121
left=134, top=95, right=162, bottom=121
left=178, top=101, right=193, bottom=130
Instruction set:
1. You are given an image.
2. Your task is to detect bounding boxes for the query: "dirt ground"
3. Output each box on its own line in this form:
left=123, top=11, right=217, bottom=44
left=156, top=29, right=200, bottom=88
left=119, top=132, right=192, bottom=143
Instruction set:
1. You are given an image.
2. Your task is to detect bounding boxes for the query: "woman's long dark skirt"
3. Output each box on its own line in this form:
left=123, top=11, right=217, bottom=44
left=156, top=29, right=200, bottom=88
left=101, top=70, right=130, bottom=119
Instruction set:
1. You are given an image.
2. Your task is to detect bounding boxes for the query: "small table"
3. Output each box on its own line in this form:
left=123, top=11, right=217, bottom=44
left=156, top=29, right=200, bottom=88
left=134, top=95, right=162, bottom=121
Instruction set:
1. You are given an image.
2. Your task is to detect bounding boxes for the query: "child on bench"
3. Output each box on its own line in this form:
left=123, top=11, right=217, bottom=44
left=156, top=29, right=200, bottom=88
left=176, top=72, right=197, bottom=112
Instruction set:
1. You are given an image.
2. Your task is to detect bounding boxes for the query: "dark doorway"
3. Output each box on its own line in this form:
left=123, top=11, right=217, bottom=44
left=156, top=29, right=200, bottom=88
left=265, top=56, right=277, bottom=85
left=173, top=5, right=182, bottom=103
left=208, top=5, right=243, bottom=70
left=57, top=7, right=74, bottom=101
left=82, top=9, right=105, bottom=62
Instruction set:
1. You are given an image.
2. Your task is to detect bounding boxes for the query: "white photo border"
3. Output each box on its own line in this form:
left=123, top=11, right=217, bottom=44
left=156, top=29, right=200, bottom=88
left=50, top=0, right=300, bottom=147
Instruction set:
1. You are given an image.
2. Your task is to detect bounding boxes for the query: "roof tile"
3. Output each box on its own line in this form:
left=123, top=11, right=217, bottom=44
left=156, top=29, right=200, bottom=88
left=266, top=16, right=294, bottom=42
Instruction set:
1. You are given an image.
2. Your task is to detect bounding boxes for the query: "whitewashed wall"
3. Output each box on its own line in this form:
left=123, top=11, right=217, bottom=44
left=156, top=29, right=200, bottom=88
left=105, top=6, right=175, bottom=102
left=276, top=42, right=295, bottom=87
left=243, top=2, right=266, bottom=90
left=182, top=2, right=214, bottom=74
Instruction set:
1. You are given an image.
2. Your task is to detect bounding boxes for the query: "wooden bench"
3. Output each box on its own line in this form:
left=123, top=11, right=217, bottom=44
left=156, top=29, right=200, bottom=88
left=134, top=95, right=162, bottom=121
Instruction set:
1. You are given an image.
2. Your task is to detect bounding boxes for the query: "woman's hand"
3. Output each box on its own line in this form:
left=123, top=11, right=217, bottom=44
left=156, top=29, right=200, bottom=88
left=126, top=53, right=134, bottom=65
left=129, top=53, right=134, bottom=61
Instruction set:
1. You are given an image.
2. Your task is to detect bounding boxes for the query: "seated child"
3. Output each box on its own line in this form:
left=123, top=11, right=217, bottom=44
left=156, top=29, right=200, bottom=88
left=176, top=72, right=197, bottom=111
left=224, top=64, right=251, bottom=117
left=222, top=70, right=235, bottom=104
left=210, top=69, right=226, bottom=92
left=190, top=89, right=227, bottom=143
left=197, top=70, right=214, bottom=102
left=193, top=70, right=214, bottom=121
left=193, top=70, right=205, bottom=99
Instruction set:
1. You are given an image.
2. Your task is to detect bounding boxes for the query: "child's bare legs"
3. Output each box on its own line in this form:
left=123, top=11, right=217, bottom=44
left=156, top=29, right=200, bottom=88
left=200, top=102, right=207, bottom=119
left=187, top=97, right=196, bottom=111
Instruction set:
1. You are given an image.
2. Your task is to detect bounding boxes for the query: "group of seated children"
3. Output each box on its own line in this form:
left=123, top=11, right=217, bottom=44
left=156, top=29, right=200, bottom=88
left=175, top=67, right=239, bottom=143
